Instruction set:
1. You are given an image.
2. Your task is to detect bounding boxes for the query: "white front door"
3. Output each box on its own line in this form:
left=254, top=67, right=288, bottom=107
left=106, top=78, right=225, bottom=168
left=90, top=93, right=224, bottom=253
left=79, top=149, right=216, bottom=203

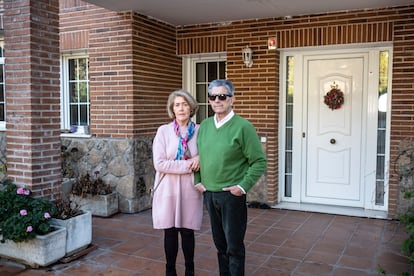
left=303, top=54, right=367, bottom=207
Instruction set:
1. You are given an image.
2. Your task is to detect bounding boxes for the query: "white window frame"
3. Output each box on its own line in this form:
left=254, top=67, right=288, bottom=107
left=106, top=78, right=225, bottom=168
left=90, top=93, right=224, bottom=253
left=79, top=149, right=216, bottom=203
left=60, top=52, right=90, bottom=136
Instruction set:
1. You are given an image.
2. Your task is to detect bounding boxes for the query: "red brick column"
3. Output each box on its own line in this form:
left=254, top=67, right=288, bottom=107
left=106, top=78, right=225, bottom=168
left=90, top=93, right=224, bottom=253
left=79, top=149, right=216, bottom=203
left=3, top=0, right=61, bottom=199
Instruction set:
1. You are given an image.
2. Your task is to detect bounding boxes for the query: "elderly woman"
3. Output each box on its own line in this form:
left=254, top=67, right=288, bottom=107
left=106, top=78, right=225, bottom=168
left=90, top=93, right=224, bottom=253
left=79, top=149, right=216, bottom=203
left=152, top=89, right=203, bottom=276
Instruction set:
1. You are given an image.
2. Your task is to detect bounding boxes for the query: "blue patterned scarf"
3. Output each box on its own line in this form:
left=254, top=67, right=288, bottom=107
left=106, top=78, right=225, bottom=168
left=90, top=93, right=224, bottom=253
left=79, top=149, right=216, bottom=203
left=174, top=119, right=195, bottom=160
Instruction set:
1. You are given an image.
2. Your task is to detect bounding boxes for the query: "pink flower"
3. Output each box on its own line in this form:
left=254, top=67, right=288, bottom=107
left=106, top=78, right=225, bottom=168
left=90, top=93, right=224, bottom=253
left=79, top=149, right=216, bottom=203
left=20, top=209, right=28, bottom=216
left=16, top=187, right=24, bottom=195
left=26, top=226, right=33, bottom=232
left=44, top=212, right=51, bottom=219
left=16, top=187, right=31, bottom=195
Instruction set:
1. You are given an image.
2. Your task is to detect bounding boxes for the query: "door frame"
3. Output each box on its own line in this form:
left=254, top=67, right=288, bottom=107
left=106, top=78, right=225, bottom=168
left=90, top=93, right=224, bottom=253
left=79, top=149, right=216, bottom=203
left=303, top=53, right=367, bottom=207
left=278, top=44, right=392, bottom=213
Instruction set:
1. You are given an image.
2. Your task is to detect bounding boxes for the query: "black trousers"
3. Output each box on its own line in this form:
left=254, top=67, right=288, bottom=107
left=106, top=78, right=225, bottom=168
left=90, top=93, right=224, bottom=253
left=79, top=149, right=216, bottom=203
left=204, top=191, right=247, bottom=276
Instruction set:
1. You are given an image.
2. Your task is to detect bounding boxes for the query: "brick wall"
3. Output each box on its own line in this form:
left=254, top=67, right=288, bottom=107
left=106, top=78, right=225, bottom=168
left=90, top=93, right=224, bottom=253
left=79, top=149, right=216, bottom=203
left=60, top=1, right=181, bottom=138
left=389, top=10, right=414, bottom=215
left=4, top=0, right=61, bottom=198
left=131, top=13, right=182, bottom=136
left=177, top=5, right=414, bottom=216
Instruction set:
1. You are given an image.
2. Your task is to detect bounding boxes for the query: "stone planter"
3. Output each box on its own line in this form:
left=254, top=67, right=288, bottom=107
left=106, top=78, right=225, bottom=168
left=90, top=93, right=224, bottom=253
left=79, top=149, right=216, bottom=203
left=70, top=192, right=119, bottom=217
left=51, top=211, right=92, bottom=256
left=0, top=226, right=66, bottom=268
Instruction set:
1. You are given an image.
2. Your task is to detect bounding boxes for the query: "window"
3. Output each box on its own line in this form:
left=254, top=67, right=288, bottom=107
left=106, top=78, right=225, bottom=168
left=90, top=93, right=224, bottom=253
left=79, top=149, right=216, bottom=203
left=195, top=61, right=226, bottom=123
left=0, top=40, right=5, bottom=130
left=375, top=50, right=389, bottom=205
left=183, top=54, right=226, bottom=124
left=284, top=56, right=294, bottom=197
left=61, top=54, right=90, bottom=132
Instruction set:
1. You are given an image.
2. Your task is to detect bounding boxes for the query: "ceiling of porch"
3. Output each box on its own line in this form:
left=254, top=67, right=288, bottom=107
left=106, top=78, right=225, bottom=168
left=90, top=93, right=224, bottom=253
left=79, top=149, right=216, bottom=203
left=85, top=0, right=412, bottom=26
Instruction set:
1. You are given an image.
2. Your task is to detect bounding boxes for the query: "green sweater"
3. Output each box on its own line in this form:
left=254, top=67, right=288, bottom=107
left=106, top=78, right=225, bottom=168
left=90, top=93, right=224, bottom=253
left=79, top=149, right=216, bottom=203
left=195, top=114, right=267, bottom=192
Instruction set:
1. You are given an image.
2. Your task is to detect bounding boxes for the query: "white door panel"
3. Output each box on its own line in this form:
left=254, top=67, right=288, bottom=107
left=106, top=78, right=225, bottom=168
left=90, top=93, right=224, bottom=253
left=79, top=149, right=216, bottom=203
left=304, top=56, right=365, bottom=207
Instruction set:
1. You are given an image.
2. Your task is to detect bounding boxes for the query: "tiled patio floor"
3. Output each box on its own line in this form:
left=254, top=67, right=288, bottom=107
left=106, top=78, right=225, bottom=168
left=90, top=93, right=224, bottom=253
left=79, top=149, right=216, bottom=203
left=0, top=207, right=412, bottom=275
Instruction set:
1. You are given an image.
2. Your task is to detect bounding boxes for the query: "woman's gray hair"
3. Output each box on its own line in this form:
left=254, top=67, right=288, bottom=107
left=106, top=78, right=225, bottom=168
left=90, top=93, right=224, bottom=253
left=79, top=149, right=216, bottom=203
left=167, top=89, right=199, bottom=119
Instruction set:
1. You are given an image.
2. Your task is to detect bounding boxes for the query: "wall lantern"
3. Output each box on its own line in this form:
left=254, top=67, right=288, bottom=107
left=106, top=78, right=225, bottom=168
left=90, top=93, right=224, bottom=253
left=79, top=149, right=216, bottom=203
left=242, top=45, right=253, bottom=68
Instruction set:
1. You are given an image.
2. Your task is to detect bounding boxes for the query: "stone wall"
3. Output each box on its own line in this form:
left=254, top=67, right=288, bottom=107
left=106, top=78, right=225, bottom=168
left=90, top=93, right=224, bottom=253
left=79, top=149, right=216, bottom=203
left=246, top=138, right=268, bottom=204
left=62, top=136, right=155, bottom=213
left=396, top=139, right=414, bottom=216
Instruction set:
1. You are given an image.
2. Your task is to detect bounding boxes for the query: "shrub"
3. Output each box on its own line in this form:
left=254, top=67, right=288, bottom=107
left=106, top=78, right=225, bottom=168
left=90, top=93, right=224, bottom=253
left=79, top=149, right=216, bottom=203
left=0, top=179, right=57, bottom=243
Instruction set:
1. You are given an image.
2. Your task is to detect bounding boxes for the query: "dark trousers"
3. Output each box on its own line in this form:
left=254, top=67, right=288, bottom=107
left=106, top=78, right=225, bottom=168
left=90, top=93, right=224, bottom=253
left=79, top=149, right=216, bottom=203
left=204, top=191, right=247, bottom=276
left=164, top=227, right=195, bottom=276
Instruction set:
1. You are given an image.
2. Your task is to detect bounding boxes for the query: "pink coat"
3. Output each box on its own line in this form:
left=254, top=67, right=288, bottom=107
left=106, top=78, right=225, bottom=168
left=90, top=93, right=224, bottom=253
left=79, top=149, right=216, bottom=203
left=152, top=122, right=203, bottom=230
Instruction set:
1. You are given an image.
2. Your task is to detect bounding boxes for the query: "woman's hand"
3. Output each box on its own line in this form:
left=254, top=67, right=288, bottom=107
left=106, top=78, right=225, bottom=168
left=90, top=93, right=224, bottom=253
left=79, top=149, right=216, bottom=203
left=188, top=156, right=200, bottom=171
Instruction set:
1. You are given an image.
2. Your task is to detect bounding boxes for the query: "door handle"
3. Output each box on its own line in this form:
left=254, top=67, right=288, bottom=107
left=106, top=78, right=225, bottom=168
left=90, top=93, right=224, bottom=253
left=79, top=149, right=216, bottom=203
left=330, top=138, right=336, bottom=144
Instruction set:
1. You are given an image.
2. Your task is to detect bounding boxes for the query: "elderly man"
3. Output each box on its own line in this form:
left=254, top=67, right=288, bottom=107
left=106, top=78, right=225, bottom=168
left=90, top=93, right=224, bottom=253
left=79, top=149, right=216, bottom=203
left=195, top=79, right=267, bottom=276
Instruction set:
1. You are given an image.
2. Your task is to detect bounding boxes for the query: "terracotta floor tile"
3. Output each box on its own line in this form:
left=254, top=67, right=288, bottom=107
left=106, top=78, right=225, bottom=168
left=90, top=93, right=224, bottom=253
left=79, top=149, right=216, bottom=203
left=194, top=255, right=218, bottom=272
left=312, top=240, right=346, bottom=255
left=274, top=245, right=309, bottom=260
left=305, top=250, right=340, bottom=265
left=58, top=261, right=108, bottom=275
left=115, top=255, right=161, bottom=273
left=282, top=237, right=316, bottom=251
left=262, top=256, right=301, bottom=271
left=255, top=227, right=291, bottom=245
left=343, top=244, right=376, bottom=259
left=111, top=240, right=144, bottom=255
left=273, top=220, right=303, bottom=230
left=133, top=245, right=164, bottom=260
left=247, top=241, right=279, bottom=255
left=93, top=236, right=124, bottom=249
left=331, top=267, right=372, bottom=276
left=88, top=250, right=130, bottom=266
left=338, top=255, right=374, bottom=271
left=252, top=266, right=291, bottom=276
left=293, top=261, right=334, bottom=275
left=246, top=252, right=270, bottom=268
left=94, top=266, right=140, bottom=276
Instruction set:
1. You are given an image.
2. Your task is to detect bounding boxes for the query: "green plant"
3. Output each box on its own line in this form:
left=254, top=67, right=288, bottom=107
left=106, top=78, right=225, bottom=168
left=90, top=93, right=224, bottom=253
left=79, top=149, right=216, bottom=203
left=0, top=179, right=57, bottom=243
left=401, top=212, right=414, bottom=262
left=71, top=171, right=112, bottom=197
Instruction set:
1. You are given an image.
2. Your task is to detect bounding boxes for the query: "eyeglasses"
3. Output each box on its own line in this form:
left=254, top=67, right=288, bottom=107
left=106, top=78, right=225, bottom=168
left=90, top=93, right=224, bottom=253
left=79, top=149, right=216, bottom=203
left=208, top=94, right=232, bottom=101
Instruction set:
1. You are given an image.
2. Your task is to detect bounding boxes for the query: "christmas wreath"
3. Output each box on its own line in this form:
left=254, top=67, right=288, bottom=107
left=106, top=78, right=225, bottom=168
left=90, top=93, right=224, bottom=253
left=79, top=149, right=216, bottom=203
left=324, top=83, right=344, bottom=110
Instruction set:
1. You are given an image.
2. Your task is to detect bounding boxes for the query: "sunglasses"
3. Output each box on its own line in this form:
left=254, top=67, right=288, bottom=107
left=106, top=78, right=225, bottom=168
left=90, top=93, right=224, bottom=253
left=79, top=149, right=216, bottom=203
left=208, top=94, right=232, bottom=101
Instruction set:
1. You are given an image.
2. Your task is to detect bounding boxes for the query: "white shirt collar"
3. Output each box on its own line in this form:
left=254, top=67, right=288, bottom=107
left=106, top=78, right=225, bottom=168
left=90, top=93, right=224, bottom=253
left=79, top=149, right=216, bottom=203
left=214, top=110, right=234, bottom=128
